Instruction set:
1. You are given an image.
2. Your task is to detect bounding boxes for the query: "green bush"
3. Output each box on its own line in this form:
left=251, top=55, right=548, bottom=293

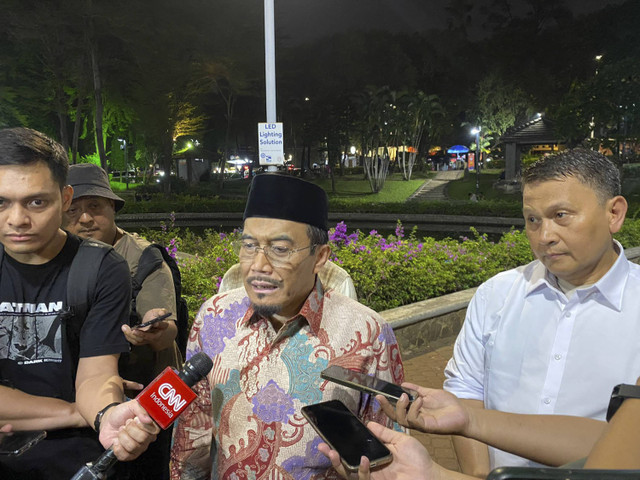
left=137, top=217, right=640, bottom=322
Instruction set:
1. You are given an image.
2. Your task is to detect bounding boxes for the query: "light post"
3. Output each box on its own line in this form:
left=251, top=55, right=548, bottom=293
left=118, top=138, right=129, bottom=189
left=471, top=127, right=481, bottom=194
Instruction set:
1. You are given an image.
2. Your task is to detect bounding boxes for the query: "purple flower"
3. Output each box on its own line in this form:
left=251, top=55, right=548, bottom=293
left=252, top=380, right=295, bottom=423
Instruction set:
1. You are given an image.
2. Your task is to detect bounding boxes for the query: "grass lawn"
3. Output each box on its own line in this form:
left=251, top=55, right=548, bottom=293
left=315, top=172, right=433, bottom=204
left=447, top=169, right=521, bottom=202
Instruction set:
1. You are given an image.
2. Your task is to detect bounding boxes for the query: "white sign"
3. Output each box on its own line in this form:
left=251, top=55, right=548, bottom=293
left=258, top=122, right=284, bottom=166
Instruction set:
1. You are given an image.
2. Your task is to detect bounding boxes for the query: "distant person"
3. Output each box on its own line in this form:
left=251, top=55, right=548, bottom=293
left=468, top=192, right=478, bottom=202
left=0, top=128, right=158, bottom=479
left=171, top=174, right=405, bottom=479
left=63, top=163, right=180, bottom=480
left=443, top=148, right=640, bottom=476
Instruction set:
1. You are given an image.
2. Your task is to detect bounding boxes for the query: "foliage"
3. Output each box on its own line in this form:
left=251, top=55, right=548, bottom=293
left=471, top=72, right=532, bottom=142
left=328, top=222, right=534, bottom=311
left=135, top=216, right=640, bottom=322
left=140, top=215, right=240, bottom=318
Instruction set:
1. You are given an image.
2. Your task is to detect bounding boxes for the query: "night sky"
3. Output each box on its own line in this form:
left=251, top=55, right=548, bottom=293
left=275, top=0, right=627, bottom=43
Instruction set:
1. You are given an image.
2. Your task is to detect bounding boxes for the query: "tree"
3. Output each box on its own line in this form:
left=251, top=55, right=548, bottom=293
left=471, top=72, right=532, bottom=145
left=396, top=91, right=444, bottom=181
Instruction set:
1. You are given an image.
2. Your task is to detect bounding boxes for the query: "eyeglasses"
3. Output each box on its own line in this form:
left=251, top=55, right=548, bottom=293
left=232, top=240, right=317, bottom=266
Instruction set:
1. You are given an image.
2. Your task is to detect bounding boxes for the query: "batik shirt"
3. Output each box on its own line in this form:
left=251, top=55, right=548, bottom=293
left=171, top=279, right=405, bottom=480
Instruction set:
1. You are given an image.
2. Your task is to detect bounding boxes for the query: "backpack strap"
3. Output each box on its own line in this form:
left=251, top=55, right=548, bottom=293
left=130, top=245, right=165, bottom=321
left=65, top=238, right=114, bottom=373
left=133, top=244, right=188, bottom=356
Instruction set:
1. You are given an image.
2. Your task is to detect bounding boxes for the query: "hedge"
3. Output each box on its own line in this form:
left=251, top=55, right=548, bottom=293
left=141, top=217, right=640, bottom=321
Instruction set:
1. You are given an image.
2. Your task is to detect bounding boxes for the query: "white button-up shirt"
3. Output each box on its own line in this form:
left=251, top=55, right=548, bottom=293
left=444, top=241, right=640, bottom=468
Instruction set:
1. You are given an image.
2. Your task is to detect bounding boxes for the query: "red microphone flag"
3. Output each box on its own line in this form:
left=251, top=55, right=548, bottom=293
left=136, top=367, right=198, bottom=429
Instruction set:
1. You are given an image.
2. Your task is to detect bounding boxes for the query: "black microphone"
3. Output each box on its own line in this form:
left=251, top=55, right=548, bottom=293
left=70, top=352, right=213, bottom=480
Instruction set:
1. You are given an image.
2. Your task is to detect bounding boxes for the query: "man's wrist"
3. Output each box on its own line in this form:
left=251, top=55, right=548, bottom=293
left=94, top=402, right=121, bottom=432
left=462, top=404, right=477, bottom=438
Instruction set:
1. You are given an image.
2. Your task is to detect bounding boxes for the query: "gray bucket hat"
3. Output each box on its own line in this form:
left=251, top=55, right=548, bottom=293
left=67, top=163, right=125, bottom=212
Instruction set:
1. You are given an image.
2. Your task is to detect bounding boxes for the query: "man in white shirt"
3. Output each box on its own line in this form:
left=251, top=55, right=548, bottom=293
left=443, top=148, right=640, bottom=476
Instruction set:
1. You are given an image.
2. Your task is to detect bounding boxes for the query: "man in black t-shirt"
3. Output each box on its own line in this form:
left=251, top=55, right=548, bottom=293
left=0, top=128, right=160, bottom=479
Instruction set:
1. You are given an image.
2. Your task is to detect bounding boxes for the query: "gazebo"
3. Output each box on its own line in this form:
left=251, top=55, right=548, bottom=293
left=500, top=116, right=561, bottom=180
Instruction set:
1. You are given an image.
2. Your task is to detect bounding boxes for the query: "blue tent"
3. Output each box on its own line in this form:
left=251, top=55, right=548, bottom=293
left=447, top=145, right=469, bottom=154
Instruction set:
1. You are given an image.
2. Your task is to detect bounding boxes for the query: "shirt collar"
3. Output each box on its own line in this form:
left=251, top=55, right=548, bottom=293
left=525, top=240, right=629, bottom=311
left=242, top=277, right=325, bottom=335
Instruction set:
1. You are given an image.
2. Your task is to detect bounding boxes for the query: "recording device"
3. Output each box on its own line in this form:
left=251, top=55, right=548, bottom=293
left=302, top=400, right=392, bottom=472
left=0, top=430, right=46, bottom=456
left=321, top=365, right=417, bottom=405
left=71, top=352, right=214, bottom=480
left=133, top=311, right=172, bottom=329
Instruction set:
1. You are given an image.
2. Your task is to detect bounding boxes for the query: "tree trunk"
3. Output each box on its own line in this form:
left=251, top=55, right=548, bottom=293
left=71, top=94, right=84, bottom=164
left=54, top=85, right=70, bottom=153
left=89, top=45, right=107, bottom=171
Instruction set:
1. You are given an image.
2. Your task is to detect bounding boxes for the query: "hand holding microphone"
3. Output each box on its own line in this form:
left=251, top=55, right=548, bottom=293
left=72, top=352, right=214, bottom=479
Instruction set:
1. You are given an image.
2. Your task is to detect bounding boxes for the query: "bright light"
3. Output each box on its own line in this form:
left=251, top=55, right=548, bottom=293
left=304, top=97, right=310, bottom=101
left=471, top=127, right=481, bottom=135
left=186, top=142, right=193, bottom=149
left=350, top=146, right=356, bottom=155
left=536, top=112, right=542, bottom=118
left=595, top=54, right=603, bottom=61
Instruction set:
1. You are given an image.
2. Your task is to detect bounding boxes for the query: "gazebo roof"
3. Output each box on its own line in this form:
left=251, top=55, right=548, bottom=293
left=500, top=117, right=559, bottom=145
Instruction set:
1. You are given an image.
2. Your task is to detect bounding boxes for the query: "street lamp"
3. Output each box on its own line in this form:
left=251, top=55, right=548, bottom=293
left=471, top=127, right=481, bottom=194
left=117, top=138, right=129, bottom=189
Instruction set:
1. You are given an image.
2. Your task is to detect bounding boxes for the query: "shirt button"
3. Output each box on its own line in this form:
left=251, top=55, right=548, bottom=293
left=565, top=312, right=572, bottom=317
left=543, top=398, right=551, bottom=405
left=554, top=354, right=562, bottom=360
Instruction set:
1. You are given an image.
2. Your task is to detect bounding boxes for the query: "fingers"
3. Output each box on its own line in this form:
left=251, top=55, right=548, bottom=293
left=376, top=394, right=398, bottom=421
left=111, top=416, right=158, bottom=461
left=376, top=393, right=413, bottom=427
left=0, top=424, right=12, bottom=433
left=318, top=442, right=350, bottom=478
left=366, top=421, right=398, bottom=444
left=357, top=455, right=371, bottom=480
left=122, top=324, right=145, bottom=345
left=122, top=379, right=144, bottom=392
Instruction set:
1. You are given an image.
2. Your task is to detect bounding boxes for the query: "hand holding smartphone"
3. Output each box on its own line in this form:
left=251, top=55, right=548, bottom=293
left=0, top=431, right=46, bottom=456
left=133, top=311, right=172, bottom=329
left=302, top=400, right=392, bottom=472
left=321, top=365, right=416, bottom=405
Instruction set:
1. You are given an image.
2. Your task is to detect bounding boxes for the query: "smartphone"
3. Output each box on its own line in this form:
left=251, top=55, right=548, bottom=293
left=0, top=430, right=47, bottom=456
left=321, top=365, right=416, bottom=405
left=302, top=400, right=392, bottom=472
left=133, top=311, right=172, bottom=329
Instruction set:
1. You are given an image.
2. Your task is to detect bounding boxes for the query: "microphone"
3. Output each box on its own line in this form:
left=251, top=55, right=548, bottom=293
left=70, top=352, right=213, bottom=480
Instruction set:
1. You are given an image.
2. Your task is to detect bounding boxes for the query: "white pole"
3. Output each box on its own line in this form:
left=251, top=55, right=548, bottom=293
left=264, top=0, right=276, bottom=123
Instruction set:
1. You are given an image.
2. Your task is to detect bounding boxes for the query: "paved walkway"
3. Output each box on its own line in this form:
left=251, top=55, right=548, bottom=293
left=401, top=336, right=461, bottom=472
left=408, top=170, right=465, bottom=201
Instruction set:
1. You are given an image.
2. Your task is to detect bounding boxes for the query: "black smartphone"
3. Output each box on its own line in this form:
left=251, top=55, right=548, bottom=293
left=302, top=400, right=392, bottom=472
left=487, top=466, right=640, bottom=480
left=0, top=430, right=47, bottom=456
left=321, top=365, right=416, bottom=405
left=133, top=312, right=172, bottom=329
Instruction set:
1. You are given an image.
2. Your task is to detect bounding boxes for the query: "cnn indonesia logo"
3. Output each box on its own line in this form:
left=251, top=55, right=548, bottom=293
left=137, top=367, right=197, bottom=429
left=151, top=383, right=187, bottom=414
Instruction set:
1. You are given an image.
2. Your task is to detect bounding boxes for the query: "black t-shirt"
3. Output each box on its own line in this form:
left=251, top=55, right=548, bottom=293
left=0, top=233, right=131, bottom=479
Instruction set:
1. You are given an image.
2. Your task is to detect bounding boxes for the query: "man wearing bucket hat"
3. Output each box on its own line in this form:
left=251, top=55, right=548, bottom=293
left=63, top=163, right=179, bottom=480
left=171, top=174, right=406, bottom=480
left=0, top=128, right=158, bottom=479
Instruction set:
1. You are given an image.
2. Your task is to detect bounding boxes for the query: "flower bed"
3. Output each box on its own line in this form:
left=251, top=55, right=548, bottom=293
left=142, top=217, right=640, bottom=320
